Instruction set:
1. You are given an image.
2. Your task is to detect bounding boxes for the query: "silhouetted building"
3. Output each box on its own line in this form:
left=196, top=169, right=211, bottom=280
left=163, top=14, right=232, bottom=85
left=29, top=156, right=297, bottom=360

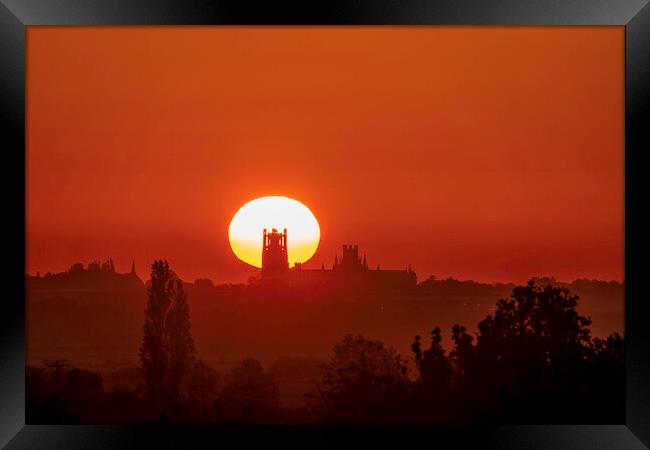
left=259, top=229, right=416, bottom=291
left=329, top=243, right=416, bottom=290
left=27, top=259, right=143, bottom=291
left=333, top=245, right=369, bottom=272
left=261, top=228, right=289, bottom=277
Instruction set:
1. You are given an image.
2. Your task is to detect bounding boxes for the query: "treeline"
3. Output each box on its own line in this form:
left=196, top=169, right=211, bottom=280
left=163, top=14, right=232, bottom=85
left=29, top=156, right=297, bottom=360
left=308, top=282, right=623, bottom=424
left=27, top=261, right=624, bottom=424
left=27, top=358, right=283, bottom=424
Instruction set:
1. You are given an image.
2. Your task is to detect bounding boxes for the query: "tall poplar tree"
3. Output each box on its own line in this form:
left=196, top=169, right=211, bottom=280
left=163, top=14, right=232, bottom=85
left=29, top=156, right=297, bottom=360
left=140, top=260, right=195, bottom=420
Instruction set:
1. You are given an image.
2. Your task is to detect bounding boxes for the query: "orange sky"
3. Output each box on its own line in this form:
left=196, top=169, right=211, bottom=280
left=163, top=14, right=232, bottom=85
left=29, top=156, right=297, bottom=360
left=26, top=26, right=624, bottom=284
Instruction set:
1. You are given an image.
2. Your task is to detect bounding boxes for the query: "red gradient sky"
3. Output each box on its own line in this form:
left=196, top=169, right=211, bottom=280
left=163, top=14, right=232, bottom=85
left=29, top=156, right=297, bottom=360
left=27, top=26, right=624, bottom=284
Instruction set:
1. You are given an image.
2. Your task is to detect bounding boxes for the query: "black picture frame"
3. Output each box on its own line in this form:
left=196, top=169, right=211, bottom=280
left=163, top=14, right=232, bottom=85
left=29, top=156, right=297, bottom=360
left=1, top=1, right=648, bottom=448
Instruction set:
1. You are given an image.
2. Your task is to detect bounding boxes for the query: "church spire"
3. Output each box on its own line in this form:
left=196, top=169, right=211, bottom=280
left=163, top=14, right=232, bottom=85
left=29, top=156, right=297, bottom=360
left=130, top=261, right=136, bottom=276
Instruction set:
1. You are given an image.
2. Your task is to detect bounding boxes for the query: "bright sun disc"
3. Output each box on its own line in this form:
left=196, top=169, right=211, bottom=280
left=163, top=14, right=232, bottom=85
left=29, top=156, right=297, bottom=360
left=228, top=196, right=320, bottom=268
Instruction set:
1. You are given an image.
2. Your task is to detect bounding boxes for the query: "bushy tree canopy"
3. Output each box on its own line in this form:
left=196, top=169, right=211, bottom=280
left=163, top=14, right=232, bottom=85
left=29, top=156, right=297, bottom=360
left=217, top=359, right=279, bottom=423
left=307, top=334, right=410, bottom=423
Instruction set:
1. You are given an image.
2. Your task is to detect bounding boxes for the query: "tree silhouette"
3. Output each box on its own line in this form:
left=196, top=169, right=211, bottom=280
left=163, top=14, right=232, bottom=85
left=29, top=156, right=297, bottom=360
left=308, top=334, right=410, bottom=423
left=412, top=327, right=450, bottom=390
left=217, top=359, right=279, bottom=423
left=182, top=359, right=221, bottom=423
left=449, top=281, right=601, bottom=422
left=140, top=260, right=196, bottom=421
left=26, top=360, right=103, bottom=424
left=585, top=332, right=625, bottom=422
left=410, top=327, right=456, bottom=422
left=403, top=281, right=625, bottom=424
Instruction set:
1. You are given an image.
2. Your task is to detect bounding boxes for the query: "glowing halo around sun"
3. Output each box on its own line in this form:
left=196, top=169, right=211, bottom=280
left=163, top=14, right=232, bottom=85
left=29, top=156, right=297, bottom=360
left=228, top=196, right=320, bottom=268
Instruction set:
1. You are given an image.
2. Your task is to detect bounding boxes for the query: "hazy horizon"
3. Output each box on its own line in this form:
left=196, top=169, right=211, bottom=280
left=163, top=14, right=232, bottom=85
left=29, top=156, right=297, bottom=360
left=24, top=256, right=625, bottom=286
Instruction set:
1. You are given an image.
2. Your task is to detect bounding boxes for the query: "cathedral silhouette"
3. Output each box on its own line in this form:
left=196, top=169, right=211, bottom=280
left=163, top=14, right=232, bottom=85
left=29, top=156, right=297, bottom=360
left=260, top=228, right=416, bottom=291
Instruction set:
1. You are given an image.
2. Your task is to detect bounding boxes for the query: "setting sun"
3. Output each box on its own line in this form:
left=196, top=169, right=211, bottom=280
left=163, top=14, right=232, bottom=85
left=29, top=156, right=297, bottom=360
left=228, top=196, right=320, bottom=268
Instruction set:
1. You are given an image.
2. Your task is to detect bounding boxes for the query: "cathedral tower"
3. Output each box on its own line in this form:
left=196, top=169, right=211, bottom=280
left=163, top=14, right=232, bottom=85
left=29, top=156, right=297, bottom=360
left=261, top=228, right=289, bottom=276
